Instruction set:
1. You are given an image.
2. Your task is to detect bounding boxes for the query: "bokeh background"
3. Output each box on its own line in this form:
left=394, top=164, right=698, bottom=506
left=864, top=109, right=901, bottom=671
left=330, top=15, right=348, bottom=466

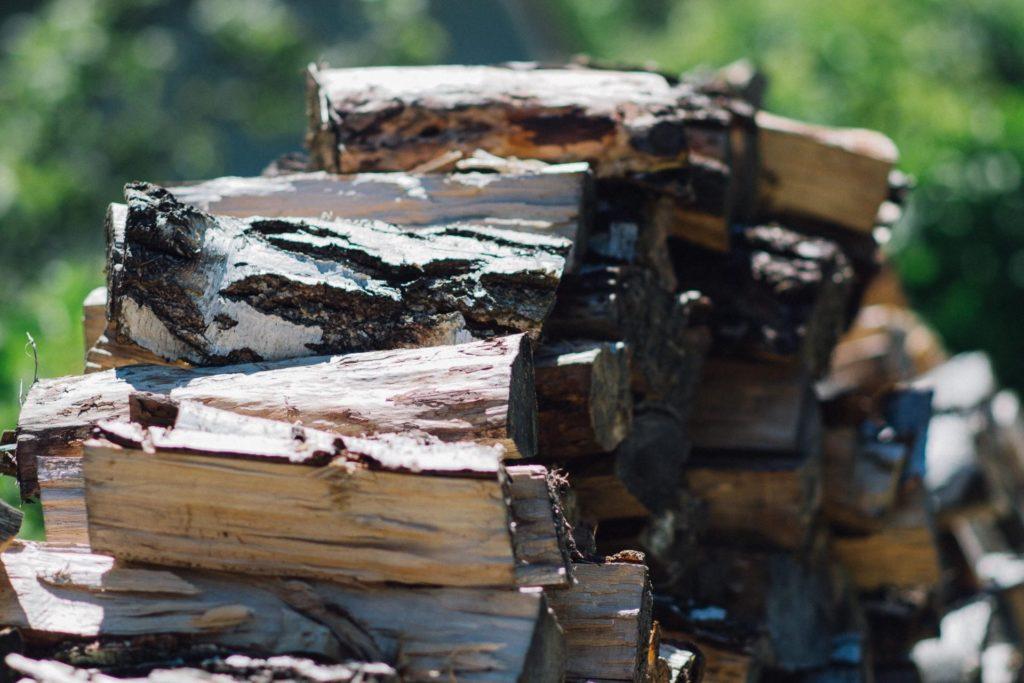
left=2, top=0, right=1023, bottom=534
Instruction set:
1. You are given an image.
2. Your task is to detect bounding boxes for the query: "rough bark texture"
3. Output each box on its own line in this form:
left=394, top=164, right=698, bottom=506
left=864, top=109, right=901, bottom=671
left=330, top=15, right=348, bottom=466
left=671, top=225, right=855, bottom=377
left=0, top=543, right=564, bottom=682
left=534, top=340, right=632, bottom=458
left=109, top=182, right=568, bottom=365
left=306, top=64, right=735, bottom=177
left=16, top=335, right=537, bottom=542
left=84, top=405, right=569, bottom=588
left=544, top=561, right=654, bottom=681
left=168, top=166, right=592, bottom=269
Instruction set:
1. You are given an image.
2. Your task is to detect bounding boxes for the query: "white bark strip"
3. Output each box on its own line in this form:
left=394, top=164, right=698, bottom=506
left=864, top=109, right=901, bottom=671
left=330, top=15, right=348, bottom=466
left=109, top=182, right=568, bottom=365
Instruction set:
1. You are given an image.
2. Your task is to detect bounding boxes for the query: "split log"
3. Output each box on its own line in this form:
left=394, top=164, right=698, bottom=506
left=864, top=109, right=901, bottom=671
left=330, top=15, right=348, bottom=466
left=16, top=334, right=537, bottom=541
left=689, top=357, right=818, bottom=457
left=109, top=182, right=569, bottom=365
left=672, top=225, right=854, bottom=377
left=84, top=403, right=570, bottom=588
left=534, top=340, right=632, bottom=458
left=686, top=361, right=823, bottom=550
left=755, top=111, right=898, bottom=234
left=0, top=542, right=565, bottom=682
left=545, top=265, right=711, bottom=408
left=545, top=560, right=654, bottom=681
left=306, top=63, right=733, bottom=177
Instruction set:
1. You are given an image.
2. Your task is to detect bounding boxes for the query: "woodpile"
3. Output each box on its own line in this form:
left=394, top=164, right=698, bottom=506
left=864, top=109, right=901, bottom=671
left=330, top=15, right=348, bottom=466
left=2, top=60, right=1017, bottom=682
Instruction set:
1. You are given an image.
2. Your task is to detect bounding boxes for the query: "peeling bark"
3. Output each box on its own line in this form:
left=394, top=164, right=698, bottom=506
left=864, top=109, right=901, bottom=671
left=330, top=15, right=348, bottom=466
left=109, top=182, right=569, bottom=365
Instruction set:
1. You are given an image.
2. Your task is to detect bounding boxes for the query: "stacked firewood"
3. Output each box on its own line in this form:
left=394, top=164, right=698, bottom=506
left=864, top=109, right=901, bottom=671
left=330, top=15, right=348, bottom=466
left=1, top=61, right=1020, bottom=682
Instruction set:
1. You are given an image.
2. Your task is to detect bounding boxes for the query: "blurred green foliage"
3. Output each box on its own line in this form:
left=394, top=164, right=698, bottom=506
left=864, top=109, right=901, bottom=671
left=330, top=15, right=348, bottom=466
left=2, top=0, right=1024, bottom=537
left=545, top=0, right=1024, bottom=388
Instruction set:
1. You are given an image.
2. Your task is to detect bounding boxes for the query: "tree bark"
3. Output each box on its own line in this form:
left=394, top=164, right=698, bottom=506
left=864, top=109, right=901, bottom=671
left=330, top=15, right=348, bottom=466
left=534, top=340, right=632, bottom=458
left=306, top=64, right=735, bottom=178
left=167, top=166, right=592, bottom=269
left=544, top=560, right=654, bottom=681
left=85, top=407, right=570, bottom=588
left=16, top=334, right=537, bottom=542
left=0, top=542, right=564, bottom=682
left=109, top=182, right=569, bottom=365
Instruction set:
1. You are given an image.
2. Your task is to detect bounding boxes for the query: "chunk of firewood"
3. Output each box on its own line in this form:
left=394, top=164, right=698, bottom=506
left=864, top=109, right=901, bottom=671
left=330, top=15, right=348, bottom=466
left=689, top=357, right=818, bottom=457
left=686, top=360, right=823, bottom=549
left=84, top=404, right=569, bottom=588
left=16, top=335, right=536, bottom=542
left=661, top=629, right=762, bottom=683
left=672, top=225, right=854, bottom=377
left=0, top=542, right=564, bottom=682
left=545, top=265, right=711, bottom=408
left=658, top=641, right=699, bottom=683
left=306, top=63, right=731, bottom=177
left=545, top=560, right=654, bottom=681
left=535, top=341, right=632, bottom=458
left=830, top=489, right=941, bottom=591
left=109, top=182, right=568, bottom=365
left=755, top=111, right=898, bottom=234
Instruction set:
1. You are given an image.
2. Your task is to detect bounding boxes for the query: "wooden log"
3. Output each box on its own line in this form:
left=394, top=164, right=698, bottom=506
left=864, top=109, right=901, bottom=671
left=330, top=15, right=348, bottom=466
left=822, top=425, right=906, bottom=532
left=689, top=357, right=817, bottom=457
left=545, top=560, right=654, bottom=681
left=534, top=340, right=632, bottom=458
left=544, top=264, right=711, bottom=408
left=109, top=182, right=569, bottom=365
left=830, top=489, right=941, bottom=591
left=658, top=642, right=699, bottom=683
left=686, top=364, right=823, bottom=550
left=0, top=542, right=565, bottom=682
left=84, top=403, right=570, bottom=588
left=755, top=111, right=898, bottom=234
left=306, top=63, right=733, bottom=177
left=661, top=630, right=762, bottom=683
left=16, top=334, right=537, bottom=541
left=671, top=225, right=855, bottom=377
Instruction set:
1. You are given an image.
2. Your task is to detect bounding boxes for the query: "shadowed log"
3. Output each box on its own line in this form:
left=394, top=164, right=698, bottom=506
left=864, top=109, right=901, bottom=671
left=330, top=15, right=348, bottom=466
left=109, top=182, right=569, bottom=365
left=0, top=542, right=565, bottom=682
left=534, top=340, right=632, bottom=458
left=16, top=335, right=537, bottom=542
left=672, top=225, right=854, bottom=377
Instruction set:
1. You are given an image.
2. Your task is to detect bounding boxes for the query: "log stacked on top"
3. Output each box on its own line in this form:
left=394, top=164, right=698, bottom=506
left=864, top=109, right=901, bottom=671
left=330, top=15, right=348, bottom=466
left=3, top=60, right=1013, bottom=682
